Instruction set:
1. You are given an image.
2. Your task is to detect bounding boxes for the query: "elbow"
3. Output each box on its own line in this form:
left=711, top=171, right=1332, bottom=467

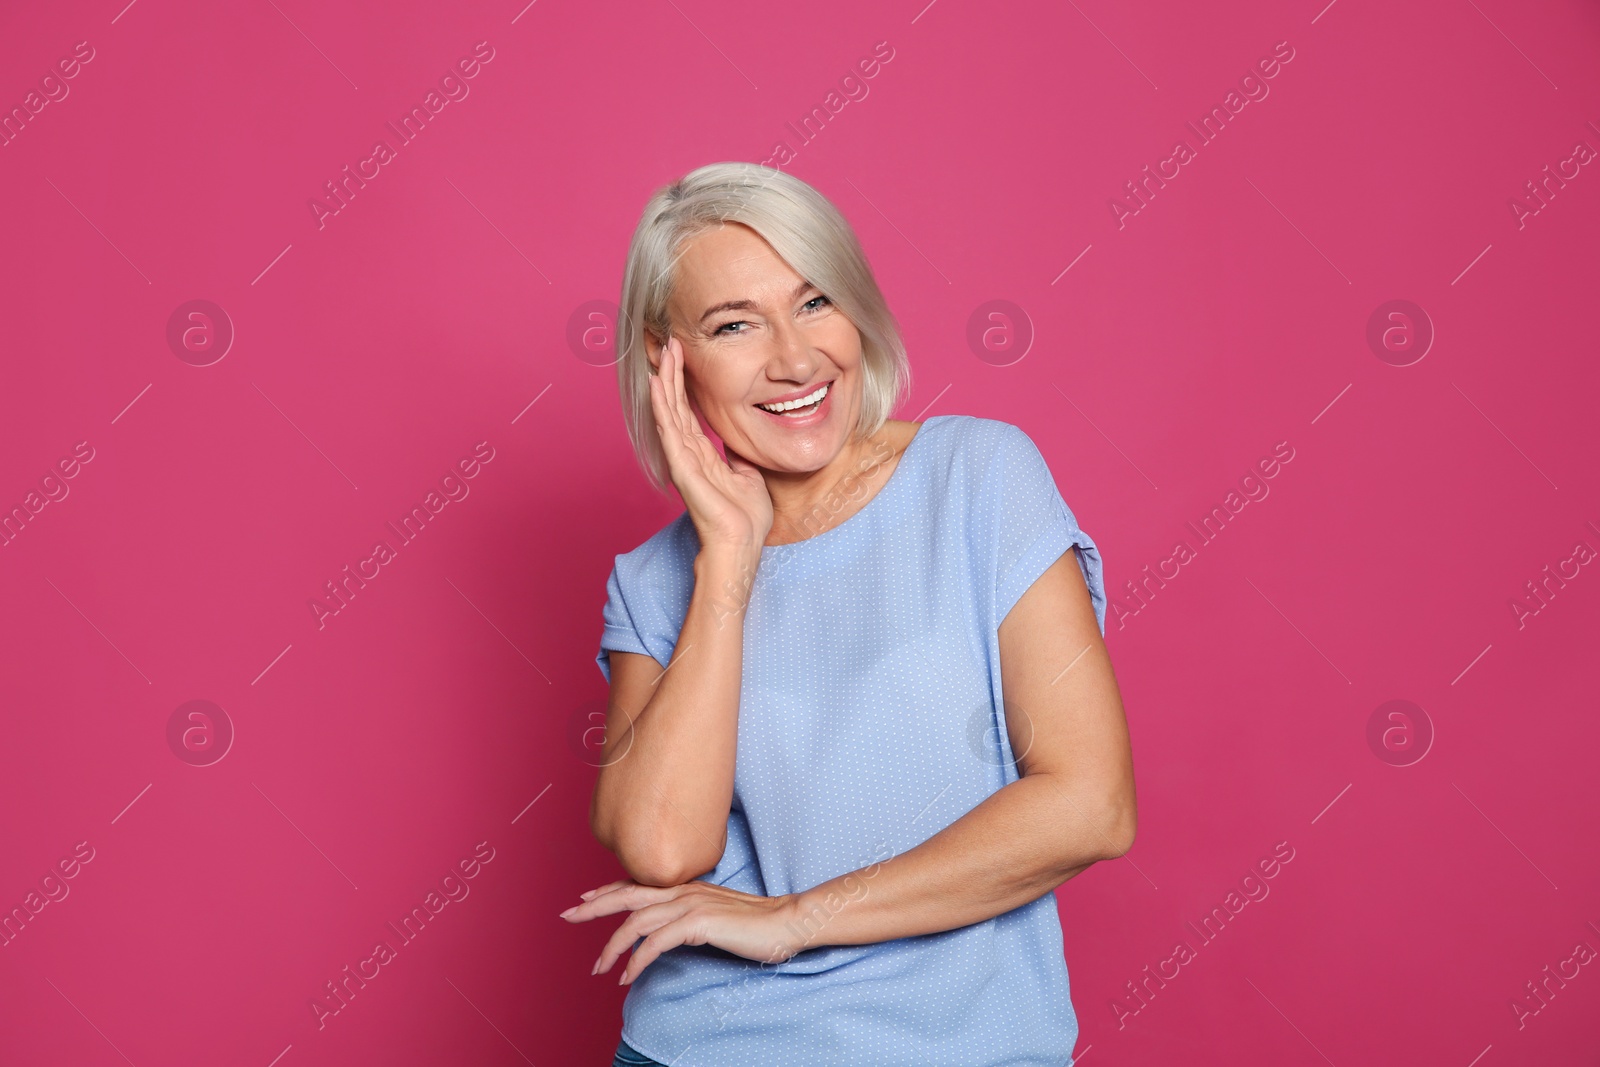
left=593, top=806, right=722, bottom=887
left=1098, top=793, right=1138, bottom=860
left=614, top=835, right=722, bottom=887
left=590, top=784, right=726, bottom=885
left=621, top=854, right=710, bottom=889
left=588, top=781, right=622, bottom=854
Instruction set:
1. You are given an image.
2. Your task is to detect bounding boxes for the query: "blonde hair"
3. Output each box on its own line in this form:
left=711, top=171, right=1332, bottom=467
left=615, top=162, right=912, bottom=494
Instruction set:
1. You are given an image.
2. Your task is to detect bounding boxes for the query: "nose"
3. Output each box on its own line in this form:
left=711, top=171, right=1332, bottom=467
left=765, top=316, right=816, bottom=382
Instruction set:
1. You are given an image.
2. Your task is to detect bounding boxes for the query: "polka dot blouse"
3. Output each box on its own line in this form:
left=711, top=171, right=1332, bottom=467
left=595, top=414, right=1108, bottom=1066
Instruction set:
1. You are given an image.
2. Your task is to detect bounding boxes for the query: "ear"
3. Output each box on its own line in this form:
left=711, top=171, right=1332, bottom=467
left=644, top=330, right=666, bottom=372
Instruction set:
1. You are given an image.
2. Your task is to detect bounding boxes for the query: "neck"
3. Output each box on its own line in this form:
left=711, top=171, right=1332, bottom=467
left=756, top=425, right=905, bottom=546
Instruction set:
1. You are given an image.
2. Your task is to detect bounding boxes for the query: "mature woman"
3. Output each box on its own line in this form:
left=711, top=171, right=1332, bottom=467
left=562, top=161, right=1136, bottom=1067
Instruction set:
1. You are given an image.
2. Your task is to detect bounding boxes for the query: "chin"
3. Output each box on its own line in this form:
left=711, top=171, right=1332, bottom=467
left=749, top=420, right=853, bottom=470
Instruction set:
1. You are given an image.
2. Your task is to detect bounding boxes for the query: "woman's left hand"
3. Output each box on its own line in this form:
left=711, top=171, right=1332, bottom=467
left=560, top=879, right=805, bottom=984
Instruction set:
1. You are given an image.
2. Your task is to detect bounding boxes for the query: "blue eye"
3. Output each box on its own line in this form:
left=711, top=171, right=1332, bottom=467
left=711, top=296, right=829, bottom=336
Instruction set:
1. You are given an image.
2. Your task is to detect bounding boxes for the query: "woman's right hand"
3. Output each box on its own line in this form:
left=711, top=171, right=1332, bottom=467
left=649, top=334, right=774, bottom=560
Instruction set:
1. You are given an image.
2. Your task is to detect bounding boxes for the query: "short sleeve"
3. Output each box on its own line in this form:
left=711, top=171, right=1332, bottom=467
left=595, top=560, right=651, bottom=685
left=988, top=424, right=1107, bottom=635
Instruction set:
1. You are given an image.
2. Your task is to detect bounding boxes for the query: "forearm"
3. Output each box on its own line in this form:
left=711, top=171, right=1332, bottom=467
left=592, top=547, right=759, bottom=882
left=783, top=772, right=1129, bottom=950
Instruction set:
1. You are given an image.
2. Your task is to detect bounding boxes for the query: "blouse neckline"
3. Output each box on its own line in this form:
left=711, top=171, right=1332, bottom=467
left=760, top=415, right=944, bottom=558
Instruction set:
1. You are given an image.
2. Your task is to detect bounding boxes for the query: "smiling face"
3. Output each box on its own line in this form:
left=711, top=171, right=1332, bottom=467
left=649, top=221, right=865, bottom=477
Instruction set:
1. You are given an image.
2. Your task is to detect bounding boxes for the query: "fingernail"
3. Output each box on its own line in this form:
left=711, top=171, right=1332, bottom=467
left=591, top=960, right=599, bottom=975
left=559, top=906, right=576, bottom=919
left=580, top=890, right=596, bottom=900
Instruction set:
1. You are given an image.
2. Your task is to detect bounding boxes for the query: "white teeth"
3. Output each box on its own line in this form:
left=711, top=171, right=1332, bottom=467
left=758, top=382, right=828, bottom=413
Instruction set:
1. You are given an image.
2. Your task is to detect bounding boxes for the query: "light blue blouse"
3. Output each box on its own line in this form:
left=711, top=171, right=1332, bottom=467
left=595, top=414, right=1107, bottom=1067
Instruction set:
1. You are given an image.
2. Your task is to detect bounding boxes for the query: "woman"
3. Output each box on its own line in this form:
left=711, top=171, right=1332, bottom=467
left=562, top=162, right=1136, bottom=1067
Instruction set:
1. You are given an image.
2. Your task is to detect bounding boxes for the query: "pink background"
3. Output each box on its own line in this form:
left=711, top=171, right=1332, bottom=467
left=2, top=0, right=1598, bottom=1063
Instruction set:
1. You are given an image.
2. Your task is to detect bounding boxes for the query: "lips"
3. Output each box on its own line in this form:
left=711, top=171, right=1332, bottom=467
left=756, top=381, right=830, bottom=414
left=754, top=381, right=832, bottom=424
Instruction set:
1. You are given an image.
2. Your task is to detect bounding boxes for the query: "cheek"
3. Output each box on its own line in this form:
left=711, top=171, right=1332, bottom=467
left=682, top=353, right=733, bottom=403
left=818, top=313, right=860, bottom=341
left=684, top=365, right=753, bottom=426
left=805, top=317, right=862, bottom=363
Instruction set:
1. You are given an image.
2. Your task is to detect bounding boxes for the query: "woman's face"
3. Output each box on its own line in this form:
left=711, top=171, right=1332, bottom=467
left=652, top=221, right=864, bottom=475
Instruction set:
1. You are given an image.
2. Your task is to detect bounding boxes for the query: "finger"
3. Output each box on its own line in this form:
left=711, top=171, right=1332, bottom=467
left=619, top=917, right=695, bottom=985
left=649, top=367, right=692, bottom=477
left=567, top=880, right=633, bottom=915
left=580, top=880, right=631, bottom=902
left=560, top=889, right=640, bottom=921
left=660, top=335, right=686, bottom=434
left=649, top=352, right=682, bottom=443
left=662, top=339, right=703, bottom=458
left=656, top=341, right=723, bottom=485
left=649, top=374, right=675, bottom=444
left=594, top=899, right=692, bottom=977
left=649, top=374, right=682, bottom=458
left=666, top=337, right=700, bottom=441
left=568, top=883, right=676, bottom=925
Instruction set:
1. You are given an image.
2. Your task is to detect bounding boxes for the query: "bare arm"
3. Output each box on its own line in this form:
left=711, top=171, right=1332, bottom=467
left=590, top=546, right=760, bottom=887
left=569, top=546, right=1137, bottom=982
left=781, top=547, right=1136, bottom=947
left=588, top=334, right=774, bottom=887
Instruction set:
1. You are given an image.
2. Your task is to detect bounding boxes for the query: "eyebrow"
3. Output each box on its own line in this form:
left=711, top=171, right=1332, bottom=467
left=697, top=279, right=817, bottom=324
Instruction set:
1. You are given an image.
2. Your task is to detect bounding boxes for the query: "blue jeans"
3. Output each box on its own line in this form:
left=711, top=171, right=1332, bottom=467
left=611, top=1037, right=669, bottom=1067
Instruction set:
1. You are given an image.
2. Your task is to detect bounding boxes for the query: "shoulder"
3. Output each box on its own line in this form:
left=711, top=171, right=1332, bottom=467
left=606, top=510, right=699, bottom=601
left=926, top=416, right=1072, bottom=532
left=902, top=416, right=1058, bottom=531
left=920, top=414, right=1041, bottom=477
left=598, top=512, right=698, bottom=676
left=923, top=412, right=1031, bottom=447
